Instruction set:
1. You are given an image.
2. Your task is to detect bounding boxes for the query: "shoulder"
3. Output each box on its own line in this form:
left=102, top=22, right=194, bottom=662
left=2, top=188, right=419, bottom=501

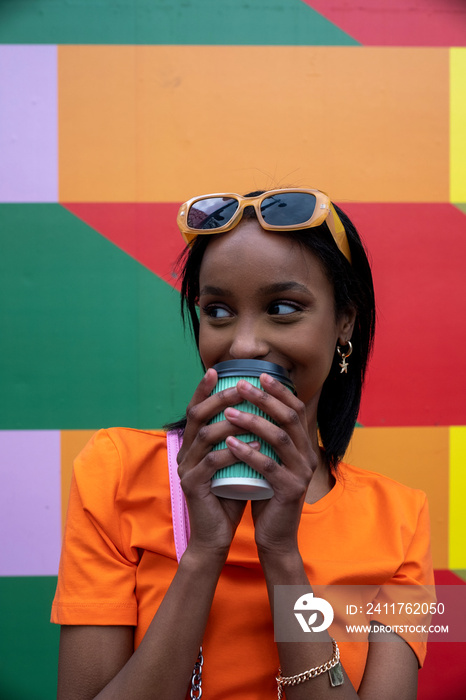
left=338, top=461, right=427, bottom=507
left=336, top=461, right=429, bottom=532
left=79, top=426, right=167, bottom=454
left=76, top=427, right=167, bottom=465
left=73, top=428, right=169, bottom=505
left=102, top=427, right=168, bottom=464
left=335, top=463, right=434, bottom=586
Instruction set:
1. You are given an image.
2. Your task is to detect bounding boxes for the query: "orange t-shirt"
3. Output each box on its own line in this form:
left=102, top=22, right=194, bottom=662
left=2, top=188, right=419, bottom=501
left=52, top=428, right=434, bottom=696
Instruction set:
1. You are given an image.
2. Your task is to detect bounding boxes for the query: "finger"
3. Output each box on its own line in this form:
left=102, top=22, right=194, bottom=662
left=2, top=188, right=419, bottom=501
left=180, top=373, right=243, bottom=451
left=180, top=369, right=217, bottom=446
left=190, top=367, right=218, bottom=406
left=179, top=415, right=260, bottom=475
left=236, top=377, right=306, bottom=424
left=225, top=435, right=312, bottom=497
left=224, top=436, right=284, bottom=489
left=186, top=386, right=243, bottom=427
left=180, top=439, right=260, bottom=495
left=224, top=407, right=304, bottom=472
left=233, top=378, right=309, bottom=449
left=260, top=373, right=304, bottom=412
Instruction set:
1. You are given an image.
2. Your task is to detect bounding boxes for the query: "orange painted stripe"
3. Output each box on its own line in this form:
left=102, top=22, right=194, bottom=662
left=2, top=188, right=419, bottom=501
left=58, top=46, right=449, bottom=203
left=59, top=427, right=449, bottom=567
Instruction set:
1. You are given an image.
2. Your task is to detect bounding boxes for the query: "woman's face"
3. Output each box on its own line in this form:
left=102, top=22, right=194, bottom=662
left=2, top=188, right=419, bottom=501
left=198, top=220, right=355, bottom=418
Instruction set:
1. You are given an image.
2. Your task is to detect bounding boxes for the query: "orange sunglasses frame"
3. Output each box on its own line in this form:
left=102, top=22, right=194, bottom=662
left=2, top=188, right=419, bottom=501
left=177, top=188, right=352, bottom=264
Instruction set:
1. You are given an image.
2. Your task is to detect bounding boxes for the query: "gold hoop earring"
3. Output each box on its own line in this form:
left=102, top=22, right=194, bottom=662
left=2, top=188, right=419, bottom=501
left=337, top=341, right=353, bottom=374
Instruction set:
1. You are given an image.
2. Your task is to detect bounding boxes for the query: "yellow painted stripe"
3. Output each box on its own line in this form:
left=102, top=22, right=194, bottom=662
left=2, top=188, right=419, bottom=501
left=449, top=426, right=466, bottom=569
left=450, top=49, right=466, bottom=202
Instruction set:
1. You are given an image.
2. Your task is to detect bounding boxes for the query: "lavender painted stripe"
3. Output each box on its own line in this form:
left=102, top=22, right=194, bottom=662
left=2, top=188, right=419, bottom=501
left=0, top=45, right=58, bottom=202
left=0, top=430, right=61, bottom=575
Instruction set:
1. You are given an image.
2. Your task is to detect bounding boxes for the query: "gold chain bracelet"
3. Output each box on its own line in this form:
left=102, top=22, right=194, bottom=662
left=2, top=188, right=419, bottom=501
left=276, top=638, right=342, bottom=699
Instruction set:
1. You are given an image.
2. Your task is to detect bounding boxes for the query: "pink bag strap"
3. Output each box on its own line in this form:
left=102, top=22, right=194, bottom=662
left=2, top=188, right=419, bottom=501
left=166, top=430, right=190, bottom=562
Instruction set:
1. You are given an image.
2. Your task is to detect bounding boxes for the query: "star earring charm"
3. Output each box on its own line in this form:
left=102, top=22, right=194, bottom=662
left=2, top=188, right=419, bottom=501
left=337, top=341, right=353, bottom=374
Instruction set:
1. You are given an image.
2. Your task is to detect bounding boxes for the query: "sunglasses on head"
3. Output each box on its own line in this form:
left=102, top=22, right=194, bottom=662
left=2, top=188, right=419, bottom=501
left=177, top=188, right=352, bottom=264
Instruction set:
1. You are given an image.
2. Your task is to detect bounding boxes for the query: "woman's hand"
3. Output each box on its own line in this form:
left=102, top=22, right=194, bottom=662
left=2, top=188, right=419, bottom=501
left=223, top=373, right=319, bottom=558
left=176, top=368, right=252, bottom=560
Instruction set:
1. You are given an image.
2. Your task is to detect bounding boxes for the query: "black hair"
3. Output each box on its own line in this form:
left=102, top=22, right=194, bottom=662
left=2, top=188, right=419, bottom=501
left=166, top=193, right=376, bottom=469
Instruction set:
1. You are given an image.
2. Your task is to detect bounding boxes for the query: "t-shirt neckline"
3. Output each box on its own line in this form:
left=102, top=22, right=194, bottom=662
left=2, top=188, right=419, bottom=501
left=302, top=463, right=347, bottom=514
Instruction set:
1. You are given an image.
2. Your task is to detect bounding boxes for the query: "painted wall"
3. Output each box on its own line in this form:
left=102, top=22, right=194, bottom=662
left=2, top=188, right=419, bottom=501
left=1, top=1, right=465, bottom=697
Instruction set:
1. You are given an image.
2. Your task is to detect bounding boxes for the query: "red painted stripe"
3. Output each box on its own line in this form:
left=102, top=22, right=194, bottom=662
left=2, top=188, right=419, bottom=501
left=303, top=0, right=466, bottom=46
left=341, top=202, right=466, bottom=426
left=62, top=202, right=185, bottom=289
left=63, top=201, right=466, bottom=427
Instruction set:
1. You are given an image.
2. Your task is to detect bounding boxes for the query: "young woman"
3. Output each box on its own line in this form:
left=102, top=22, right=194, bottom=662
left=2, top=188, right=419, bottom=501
left=52, top=188, right=433, bottom=699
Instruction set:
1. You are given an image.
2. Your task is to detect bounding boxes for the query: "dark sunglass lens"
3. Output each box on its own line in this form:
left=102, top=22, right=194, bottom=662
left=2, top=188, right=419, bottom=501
left=187, top=197, right=238, bottom=230
left=261, top=193, right=316, bottom=226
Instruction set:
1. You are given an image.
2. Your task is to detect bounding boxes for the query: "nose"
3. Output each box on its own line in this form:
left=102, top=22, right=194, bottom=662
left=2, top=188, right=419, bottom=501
left=228, top=319, right=270, bottom=360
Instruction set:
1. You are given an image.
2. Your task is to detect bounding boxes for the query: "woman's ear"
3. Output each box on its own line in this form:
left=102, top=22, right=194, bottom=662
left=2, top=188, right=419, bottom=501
left=338, top=307, right=356, bottom=345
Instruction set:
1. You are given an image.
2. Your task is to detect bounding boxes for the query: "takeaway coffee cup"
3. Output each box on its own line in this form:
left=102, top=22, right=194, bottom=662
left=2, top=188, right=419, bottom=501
left=209, top=359, right=296, bottom=500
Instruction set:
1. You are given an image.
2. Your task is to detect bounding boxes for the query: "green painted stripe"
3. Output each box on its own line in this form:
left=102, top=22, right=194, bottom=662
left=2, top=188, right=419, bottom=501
left=454, top=203, right=466, bottom=215
left=0, top=576, right=59, bottom=699
left=0, top=204, right=201, bottom=429
left=0, top=0, right=358, bottom=45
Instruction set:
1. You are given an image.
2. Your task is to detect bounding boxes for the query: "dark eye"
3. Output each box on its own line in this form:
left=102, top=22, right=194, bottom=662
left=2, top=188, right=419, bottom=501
left=203, top=305, right=232, bottom=319
left=268, top=302, right=300, bottom=316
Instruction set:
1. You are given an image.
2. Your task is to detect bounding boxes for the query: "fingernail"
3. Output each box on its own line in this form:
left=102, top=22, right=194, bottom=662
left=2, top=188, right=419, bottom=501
left=225, top=407, right=240, bottom=418
left=236, top=379, right=250, bottom=389
left=261, top=373, right=275, bottom=385
left=238, top=380, right=259, bottom=393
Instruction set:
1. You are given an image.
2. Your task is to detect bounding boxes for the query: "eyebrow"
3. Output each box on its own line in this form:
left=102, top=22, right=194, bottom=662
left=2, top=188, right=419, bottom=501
left=258, top=281, right=312, bottom=296
left=199, top=285, right=228, bottom=296
left=199, top=282, right=312, bottom=297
